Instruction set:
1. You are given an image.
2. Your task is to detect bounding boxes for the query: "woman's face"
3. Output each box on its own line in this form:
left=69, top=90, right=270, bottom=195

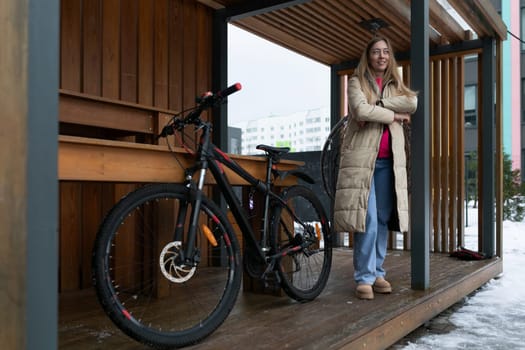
left=368, top=40, right=390, bottom=76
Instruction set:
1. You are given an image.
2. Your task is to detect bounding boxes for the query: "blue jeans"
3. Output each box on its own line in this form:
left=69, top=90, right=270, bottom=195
left=353, top=158, right=394, bottom=285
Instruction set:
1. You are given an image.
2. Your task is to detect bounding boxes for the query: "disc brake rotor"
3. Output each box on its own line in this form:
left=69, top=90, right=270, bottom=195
left=159, top=241, right=196, bottom=283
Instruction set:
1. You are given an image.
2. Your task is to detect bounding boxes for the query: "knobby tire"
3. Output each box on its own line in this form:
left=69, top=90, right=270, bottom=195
left=270, top=185, right=333, bottom=301
left=92, top=183, right=242, bottom=349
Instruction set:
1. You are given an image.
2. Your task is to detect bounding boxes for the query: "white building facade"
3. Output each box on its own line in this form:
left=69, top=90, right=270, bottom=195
left=238, top=107, right=330, bottom=155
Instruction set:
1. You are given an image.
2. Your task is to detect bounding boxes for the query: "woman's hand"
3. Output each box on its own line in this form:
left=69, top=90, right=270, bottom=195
left=393, top=112, right=410, bottom=124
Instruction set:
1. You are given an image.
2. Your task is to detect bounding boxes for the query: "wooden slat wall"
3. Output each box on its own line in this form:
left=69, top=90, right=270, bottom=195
left=430, top=54, right=465, bottom=253
left=60, top=0, right=211, bottom=109
left=58, top=0, right=213, bottom=291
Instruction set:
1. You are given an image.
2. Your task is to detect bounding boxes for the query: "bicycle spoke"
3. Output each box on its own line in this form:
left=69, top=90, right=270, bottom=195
left=271, top=185, right=332, bottom=301
left=92, top=184, right=241, bottom=348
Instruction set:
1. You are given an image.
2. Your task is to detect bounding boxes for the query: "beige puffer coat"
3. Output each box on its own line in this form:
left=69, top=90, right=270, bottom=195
left=333, top=75, right=417, bottom=233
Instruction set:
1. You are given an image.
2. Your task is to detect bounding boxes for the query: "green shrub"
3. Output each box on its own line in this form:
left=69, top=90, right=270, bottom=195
left=502, top=153, right=525, bottom=222
left=464, top=152, right=524, bottom=221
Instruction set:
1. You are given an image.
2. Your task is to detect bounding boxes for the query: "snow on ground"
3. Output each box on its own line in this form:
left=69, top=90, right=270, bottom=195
left=392, top=204, right=525, bottom=350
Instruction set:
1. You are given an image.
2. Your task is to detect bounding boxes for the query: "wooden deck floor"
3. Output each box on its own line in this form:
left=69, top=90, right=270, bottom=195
left=59, top=249, right=502, bottom=350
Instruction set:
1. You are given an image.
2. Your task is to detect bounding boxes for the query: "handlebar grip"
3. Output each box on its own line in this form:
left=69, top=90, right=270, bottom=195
left=217, top=83, right=242, bottom=98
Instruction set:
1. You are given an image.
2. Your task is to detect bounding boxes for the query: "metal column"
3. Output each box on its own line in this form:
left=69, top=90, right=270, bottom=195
left=410, top=0, right=430, bottom=290
left=212, top=10, right=229, bottom=151
left=27, top=0, right=60, bottom=348
left=480, top=37, right=496, bottom=258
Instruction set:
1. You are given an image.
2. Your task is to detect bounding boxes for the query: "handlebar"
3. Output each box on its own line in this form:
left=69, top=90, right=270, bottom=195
left=217, top=83, right=242, bottom=98
left=159, top=83, right=242, bottom=138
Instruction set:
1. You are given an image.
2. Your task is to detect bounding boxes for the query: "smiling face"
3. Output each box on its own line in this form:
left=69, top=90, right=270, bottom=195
left=368, top=40, right=390, bottom=77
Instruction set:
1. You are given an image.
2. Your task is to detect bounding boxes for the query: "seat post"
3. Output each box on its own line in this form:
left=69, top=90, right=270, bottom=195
left=264, top=154, right=274, bottom=186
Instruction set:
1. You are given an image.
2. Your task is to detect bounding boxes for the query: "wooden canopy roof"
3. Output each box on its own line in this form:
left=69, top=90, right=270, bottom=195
left=199, top=0, right=507, bottom=65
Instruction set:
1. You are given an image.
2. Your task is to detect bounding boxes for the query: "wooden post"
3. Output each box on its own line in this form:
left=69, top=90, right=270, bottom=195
left=0, top=0, right=59, bottom=348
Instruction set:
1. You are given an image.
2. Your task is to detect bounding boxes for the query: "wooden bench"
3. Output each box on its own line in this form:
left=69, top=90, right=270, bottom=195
left=58, top=135, right=302, bottom=185
left=59, top=89, right=173, bottom=138
left=58, top=89, right=303, bottom=185
left=57, top=92, right=302, bottom=294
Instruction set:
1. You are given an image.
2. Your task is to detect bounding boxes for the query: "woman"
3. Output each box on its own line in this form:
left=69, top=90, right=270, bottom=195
left=333, top=36, right=417, bottom=300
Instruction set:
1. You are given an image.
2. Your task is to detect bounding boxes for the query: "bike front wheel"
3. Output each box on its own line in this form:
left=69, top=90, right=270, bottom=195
left=270, top=185, right=332, bottom=302
left=92, top=183, right=242, bottom=349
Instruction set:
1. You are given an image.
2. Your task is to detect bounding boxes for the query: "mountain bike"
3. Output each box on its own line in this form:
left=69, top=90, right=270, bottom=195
left=91, top=83, right=333, bottom=349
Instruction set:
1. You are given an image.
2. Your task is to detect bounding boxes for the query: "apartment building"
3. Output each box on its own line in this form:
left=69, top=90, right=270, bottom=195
left=236, top=107, right=330, bottom=155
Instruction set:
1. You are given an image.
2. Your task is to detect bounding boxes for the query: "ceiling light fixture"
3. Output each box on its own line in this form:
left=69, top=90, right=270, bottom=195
left=358, top=18, right=389, bottom=34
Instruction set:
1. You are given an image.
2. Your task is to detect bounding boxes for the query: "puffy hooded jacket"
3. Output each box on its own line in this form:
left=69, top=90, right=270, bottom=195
left=333, top=75, right=417, bottom=233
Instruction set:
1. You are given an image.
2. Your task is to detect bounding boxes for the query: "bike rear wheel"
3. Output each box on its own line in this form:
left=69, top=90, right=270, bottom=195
left=320, top=115, right=347, bottom=200
left=270, top=185, right=332, bottom=301
left=92, top=183, right=241, bottom=349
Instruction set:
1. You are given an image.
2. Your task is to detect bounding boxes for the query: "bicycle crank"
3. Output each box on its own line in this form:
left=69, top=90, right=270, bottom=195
left=159, top=241, right=196, bottom=283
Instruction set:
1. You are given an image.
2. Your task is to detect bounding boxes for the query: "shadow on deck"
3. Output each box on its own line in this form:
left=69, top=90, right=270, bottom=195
left=59, top=249, right=502, bottom=350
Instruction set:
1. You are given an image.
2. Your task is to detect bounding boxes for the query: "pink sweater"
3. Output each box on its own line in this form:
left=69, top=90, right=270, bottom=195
left=376, top=77, right=392, bottom=159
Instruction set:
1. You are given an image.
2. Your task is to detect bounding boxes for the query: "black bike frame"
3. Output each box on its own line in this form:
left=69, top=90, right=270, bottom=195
left=182, top=121, right=282, bottom=263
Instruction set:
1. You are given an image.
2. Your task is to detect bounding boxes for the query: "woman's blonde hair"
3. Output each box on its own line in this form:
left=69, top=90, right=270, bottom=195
left=354, top=36, right=417, bottom=100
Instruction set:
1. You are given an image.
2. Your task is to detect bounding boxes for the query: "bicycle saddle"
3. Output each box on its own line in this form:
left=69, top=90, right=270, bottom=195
left=256, top=144, right=290, bottom=163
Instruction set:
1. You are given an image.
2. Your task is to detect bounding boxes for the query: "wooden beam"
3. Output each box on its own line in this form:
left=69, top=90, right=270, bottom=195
left=1, top=0, right=59, bottom=348
left=263, top=8, right=351, bottom=59
left=448, top=0, right=507, bottom=40
left=197, top=0, right=224, bottom=10
left=444, top=0, right=487, bottom=37
left=369, top=0, right=442, bottom=46
left=2, top=1, right=29, bottom=347
left=309, top=1, right=363, bottom=55
left=58, top=136, right=302, bottom=185
left=283, top=3, right=359, bottom=57
left=60, top=94, right=154, bottom=133
left=59, top=89, right=179, bottom=134
left=455, top=57, right=466, bottom=247
left=429, top=0, right=468, bottom=44
left=472, top=0, right=507, bottom=40
left=224, top=0, right=312, bottom=21
left=233, top=17, right=338, bottom=64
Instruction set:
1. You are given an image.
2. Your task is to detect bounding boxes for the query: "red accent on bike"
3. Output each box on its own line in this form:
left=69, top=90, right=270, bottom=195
left=215, top=147, right=231, bottom=163
left=215, top=160, right=224, bottom=173
left=223, top=233, right=231, bottom=247
left=282, top=246, right=301, bottom=256
left=122, top=309, right=132, bottom=320
left=211, top=215, right=220, bottom=224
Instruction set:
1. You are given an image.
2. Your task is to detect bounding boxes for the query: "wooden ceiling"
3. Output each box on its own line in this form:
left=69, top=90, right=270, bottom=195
left=199, top=0, right=507, bottom=66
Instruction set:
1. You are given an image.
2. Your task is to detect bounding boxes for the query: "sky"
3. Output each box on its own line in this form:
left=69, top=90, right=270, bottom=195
left=392, top=205, right=525, bottom=349
left=227, top=24, right=330, bottom=126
